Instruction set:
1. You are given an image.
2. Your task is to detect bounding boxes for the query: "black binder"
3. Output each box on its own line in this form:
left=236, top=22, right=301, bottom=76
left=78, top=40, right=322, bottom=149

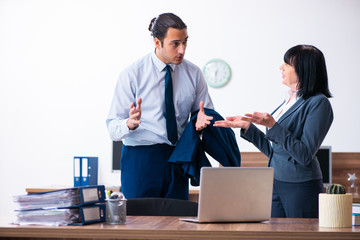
left=13, top=185, right=106, bottom=210
left=13, top=185, right=107, bottom=226
left=74, top=204, right=106, bottom=225
left=14, top=203, right=106, bottom=225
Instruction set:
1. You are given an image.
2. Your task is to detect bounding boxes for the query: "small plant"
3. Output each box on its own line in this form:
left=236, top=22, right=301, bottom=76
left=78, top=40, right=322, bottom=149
left=326, top=183, right=346, bottom=194
left=319, top=183, right=352, bottom=227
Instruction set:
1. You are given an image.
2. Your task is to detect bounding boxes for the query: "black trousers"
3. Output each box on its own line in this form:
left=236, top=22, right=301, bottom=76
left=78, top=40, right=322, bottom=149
left=271, top=179, right=324, bottom=218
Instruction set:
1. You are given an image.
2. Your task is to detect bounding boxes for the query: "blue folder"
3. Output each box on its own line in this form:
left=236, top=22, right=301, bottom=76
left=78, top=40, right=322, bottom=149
left=74, top=157, right=98, bottom=186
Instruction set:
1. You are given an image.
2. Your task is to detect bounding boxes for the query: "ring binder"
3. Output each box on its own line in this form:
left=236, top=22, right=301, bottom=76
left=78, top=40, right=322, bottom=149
left=13, top=185, right=106, bottom=210
left=13, top=185, right=107, bottom=226
left=14, top=204, right=106, bottom=226
left=73, top=157, right=98, bottom=186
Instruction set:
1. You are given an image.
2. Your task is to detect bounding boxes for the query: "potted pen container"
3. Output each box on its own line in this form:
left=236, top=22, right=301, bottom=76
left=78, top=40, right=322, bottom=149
left=319, top=184, right=352, bottom=227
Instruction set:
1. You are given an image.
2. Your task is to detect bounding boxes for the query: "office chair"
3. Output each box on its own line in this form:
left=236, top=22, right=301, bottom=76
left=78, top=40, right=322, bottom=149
left=126, top=198, right=198, bottom=216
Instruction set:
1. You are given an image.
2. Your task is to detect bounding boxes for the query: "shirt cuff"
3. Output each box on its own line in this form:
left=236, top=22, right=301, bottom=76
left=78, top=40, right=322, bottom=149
left=108, top=118, right=131, bottom=141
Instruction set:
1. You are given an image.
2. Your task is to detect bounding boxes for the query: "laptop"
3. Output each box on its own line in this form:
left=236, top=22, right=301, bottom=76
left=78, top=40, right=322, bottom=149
left=180, top=167, right=274, bottom=223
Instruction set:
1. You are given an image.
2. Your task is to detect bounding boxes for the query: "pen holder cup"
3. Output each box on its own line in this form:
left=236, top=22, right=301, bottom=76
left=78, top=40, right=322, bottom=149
left=106, top=199, right=126, bottom=225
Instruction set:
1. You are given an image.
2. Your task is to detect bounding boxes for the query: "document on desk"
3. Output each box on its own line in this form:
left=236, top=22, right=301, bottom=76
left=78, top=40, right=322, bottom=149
left=13, top=185, right=105, bottom=210
left=12, top=185, right=106, bottom=226
left=14, top=204, right=106, bottom=226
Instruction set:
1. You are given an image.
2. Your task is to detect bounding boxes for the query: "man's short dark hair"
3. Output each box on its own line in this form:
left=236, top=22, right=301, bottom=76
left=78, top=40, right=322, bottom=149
left=148, top=13, right=187, bottom=45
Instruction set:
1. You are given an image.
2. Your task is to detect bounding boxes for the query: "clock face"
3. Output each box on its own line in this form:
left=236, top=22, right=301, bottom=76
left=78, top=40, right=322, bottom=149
left=203, top=59, right=231, bottom=88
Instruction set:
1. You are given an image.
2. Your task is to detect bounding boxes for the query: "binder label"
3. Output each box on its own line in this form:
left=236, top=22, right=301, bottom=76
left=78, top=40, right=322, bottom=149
left=82, top=188, right=100, bottom=202
left=74, top=158, right=80, bottom=177
left=82, top=207, right=101, bottom=222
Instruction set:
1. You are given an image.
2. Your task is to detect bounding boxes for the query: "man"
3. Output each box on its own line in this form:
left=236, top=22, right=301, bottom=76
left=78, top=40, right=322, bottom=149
left=106, top=13, right=214, bottom=199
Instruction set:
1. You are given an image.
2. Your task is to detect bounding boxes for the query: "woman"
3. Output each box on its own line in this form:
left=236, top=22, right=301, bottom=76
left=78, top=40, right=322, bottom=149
left=214, top=45, right=333, bottom=218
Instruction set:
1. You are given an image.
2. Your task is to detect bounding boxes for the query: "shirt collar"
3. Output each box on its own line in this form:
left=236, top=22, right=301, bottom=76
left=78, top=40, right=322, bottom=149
left=285, top=89, right=299, bottom=102
left=151, top=51, right=176, bottom=72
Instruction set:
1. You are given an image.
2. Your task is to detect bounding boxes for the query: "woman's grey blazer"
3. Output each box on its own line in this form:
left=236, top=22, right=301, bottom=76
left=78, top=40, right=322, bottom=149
left=241, top=93, right=333, bottom=182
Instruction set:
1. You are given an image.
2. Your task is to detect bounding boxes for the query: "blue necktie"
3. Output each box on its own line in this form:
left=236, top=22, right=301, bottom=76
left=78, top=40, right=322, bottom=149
left=164, top=65, right=178, bottom=144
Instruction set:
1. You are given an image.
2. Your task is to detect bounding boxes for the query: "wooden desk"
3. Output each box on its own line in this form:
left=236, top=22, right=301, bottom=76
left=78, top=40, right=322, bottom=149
left=1, top=216, right=360, bottom=240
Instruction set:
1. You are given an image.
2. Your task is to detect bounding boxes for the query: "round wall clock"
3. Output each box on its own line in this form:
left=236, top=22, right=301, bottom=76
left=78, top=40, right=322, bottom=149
left=203, top=59, right=231, bottom=88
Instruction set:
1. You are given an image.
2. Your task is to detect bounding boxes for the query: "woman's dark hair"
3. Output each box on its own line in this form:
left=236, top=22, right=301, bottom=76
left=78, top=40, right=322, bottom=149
left=148, top=13, right=187, bottom=46
left=284, top=45, right=332, bottom=99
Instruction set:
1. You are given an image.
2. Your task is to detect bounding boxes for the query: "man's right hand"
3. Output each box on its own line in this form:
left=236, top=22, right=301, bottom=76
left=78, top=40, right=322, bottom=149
left=127, top=98, right=142, bottom=130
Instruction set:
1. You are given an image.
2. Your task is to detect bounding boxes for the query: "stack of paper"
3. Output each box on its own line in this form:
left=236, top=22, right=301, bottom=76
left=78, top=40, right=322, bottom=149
left=13, top=185, right=106, bottom=226
left=352, top=203, right=360, bottom=226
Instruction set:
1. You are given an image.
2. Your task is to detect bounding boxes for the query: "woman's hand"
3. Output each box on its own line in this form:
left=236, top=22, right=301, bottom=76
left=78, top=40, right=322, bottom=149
left=243, top=112, right=276, bottom=129
left=213, top=116, right=251, bottom=130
